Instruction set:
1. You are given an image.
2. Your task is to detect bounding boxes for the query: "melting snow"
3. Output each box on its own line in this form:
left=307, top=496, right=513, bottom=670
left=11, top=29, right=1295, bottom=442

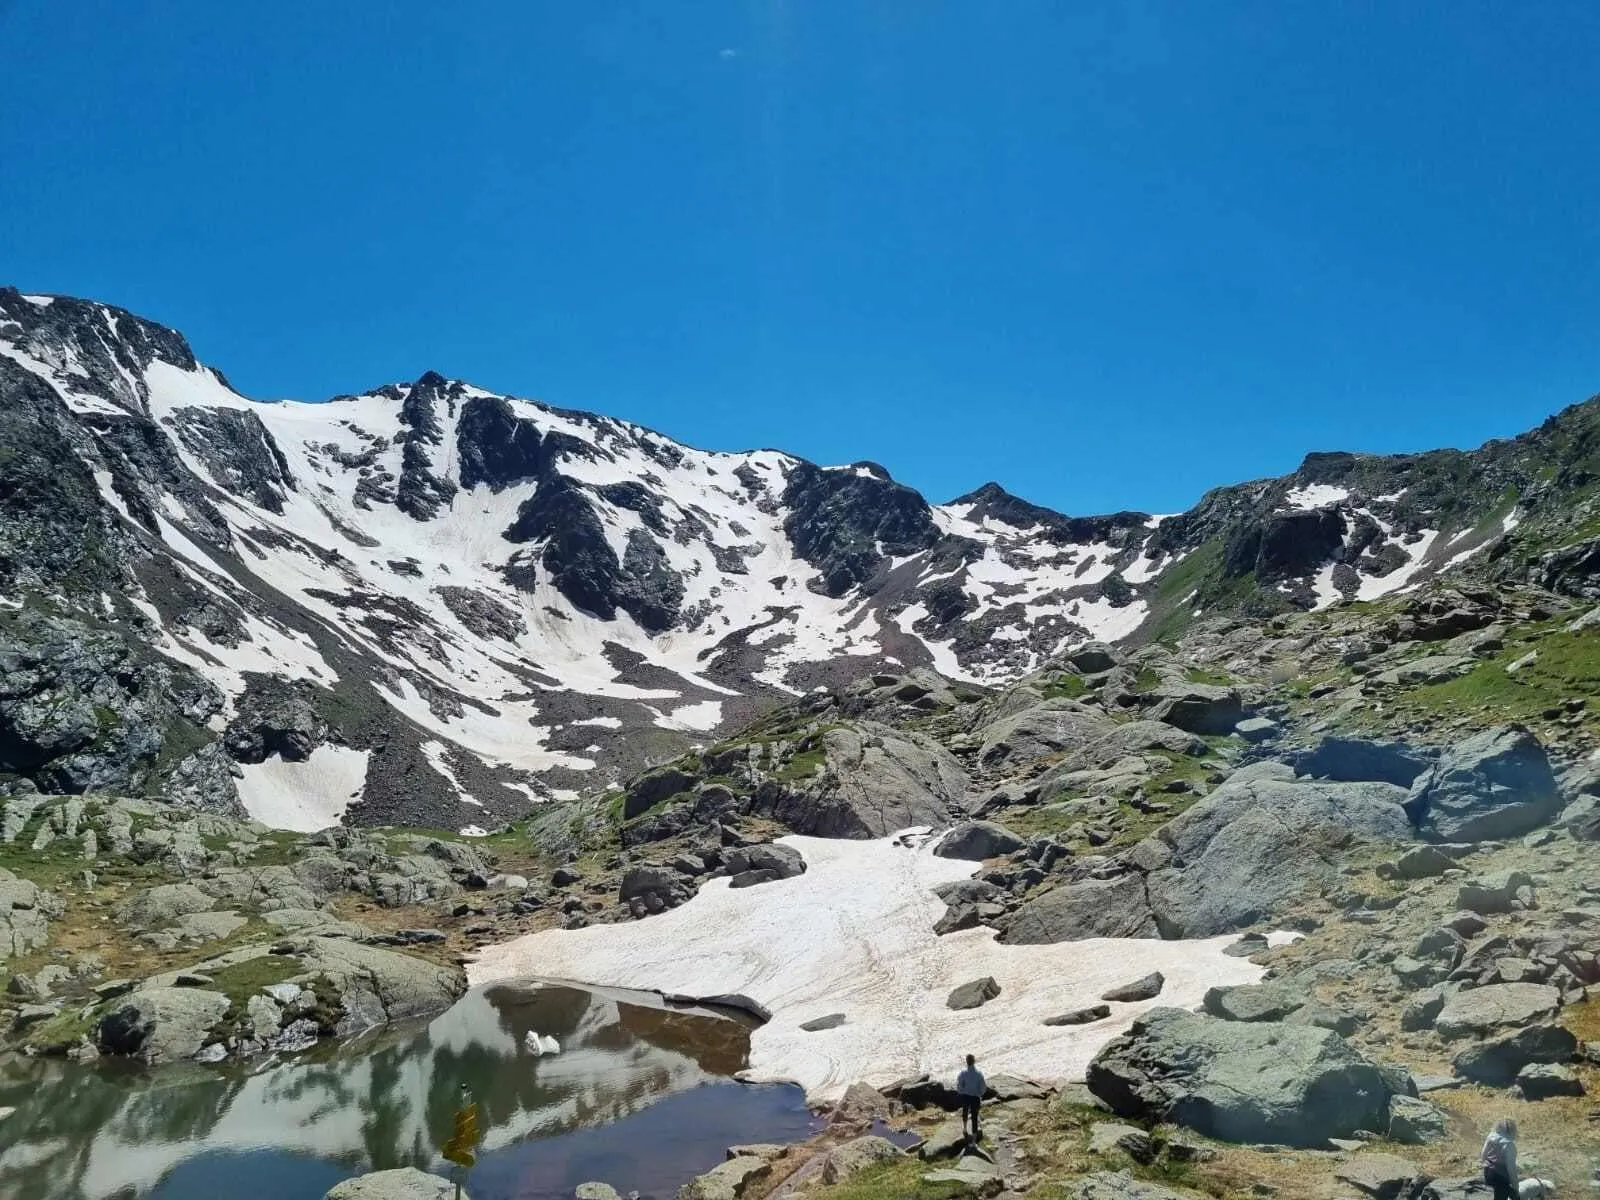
left=469, top=833, right=1268, bottom=1103
left=1284, top=484, right=1350, bottom=510
left=235, top=745, right=369, bottom=832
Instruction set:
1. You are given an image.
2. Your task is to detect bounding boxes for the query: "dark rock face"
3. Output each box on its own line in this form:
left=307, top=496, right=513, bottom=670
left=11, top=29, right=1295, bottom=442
left=782, top=462, right=942, bottom=596
left=1225, top=508, right=1347, bottom=584
left=393, top=373, right=461, bottom=520
left=167, top=407, right=296, bottom=513
left=223, top=677, right=328, bottom=763
left=1086, top=1008, right=1394, bottom=1148
left=1404, top=725, right=1562, bottom=842
left=434, top=587, right=525, bottom=642
left=455, top=394, right=546, bottom=491
left=0, top=609, right=231, bottom=805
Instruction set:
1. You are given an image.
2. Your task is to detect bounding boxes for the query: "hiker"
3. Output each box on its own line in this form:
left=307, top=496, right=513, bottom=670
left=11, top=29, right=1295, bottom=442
left=1480, top=1117, right=1519, bottom=1200
left=956, top=1053, right=986, bottom=1142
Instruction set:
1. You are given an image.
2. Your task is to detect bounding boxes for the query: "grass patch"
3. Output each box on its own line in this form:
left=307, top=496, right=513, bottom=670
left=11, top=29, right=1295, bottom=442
left=806, top=1158, right=968, bottom=1200
left=1395, top=623, right=1600, bottom=731
left=19, top=1003, right=98, bottom=1053
left=206, top=955, right=303, bottom=1006
left=774, top=745, right=827, bottom=782
left=1038, top=673, right=1089, bottom=700
left=1185, top=666, right=1232, bottom=686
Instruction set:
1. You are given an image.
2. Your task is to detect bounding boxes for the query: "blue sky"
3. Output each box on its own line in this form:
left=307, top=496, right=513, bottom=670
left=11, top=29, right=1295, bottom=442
left=3, top=3, right=1599, bottom=514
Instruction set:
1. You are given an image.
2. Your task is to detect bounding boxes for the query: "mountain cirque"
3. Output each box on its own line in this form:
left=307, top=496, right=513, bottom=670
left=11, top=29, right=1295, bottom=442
left=7, top=286, right=1600, bottom=832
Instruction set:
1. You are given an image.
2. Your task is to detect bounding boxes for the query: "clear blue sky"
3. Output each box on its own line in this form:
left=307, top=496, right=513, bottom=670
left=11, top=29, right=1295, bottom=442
left=4, top=3, right=1599, bottom=514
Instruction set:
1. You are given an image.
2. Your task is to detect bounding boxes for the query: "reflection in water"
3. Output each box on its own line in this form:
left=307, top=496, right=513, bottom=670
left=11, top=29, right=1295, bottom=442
left=0, top=983, right=817, bottom=1200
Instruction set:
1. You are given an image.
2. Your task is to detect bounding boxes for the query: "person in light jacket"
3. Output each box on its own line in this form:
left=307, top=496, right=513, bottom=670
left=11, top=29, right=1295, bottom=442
left=1480, top=1117, right=1519, bottom=1200
left=955, top=1054, right=985, bottom=1143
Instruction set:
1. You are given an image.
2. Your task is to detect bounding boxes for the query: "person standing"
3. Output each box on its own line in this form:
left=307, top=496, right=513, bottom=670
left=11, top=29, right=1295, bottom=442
left=955, top=1054, right=986, bottom=1143
left=1480, top=1118, right=1519, bottom=1200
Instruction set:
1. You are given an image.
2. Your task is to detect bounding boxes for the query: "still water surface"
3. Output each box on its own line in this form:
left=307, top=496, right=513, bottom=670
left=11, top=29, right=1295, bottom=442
left=0, top=982, right=818, bottom=1200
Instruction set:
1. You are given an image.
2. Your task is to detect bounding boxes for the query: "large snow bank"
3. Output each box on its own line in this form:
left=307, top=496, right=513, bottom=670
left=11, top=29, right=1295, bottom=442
left=235, top=745, right=369, bottom=832
left=469, top=833, right=1269, bottom=1104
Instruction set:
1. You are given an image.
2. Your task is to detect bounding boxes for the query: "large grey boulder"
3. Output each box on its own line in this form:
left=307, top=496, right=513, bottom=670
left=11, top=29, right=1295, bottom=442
left=1290, top=736, right=1434, bottom=787
left=297, top=937, right=467, bottom=1033
left=978, top=699, right=1116, bottom=767
left=1404, top=726, right=1562, bottom=842
left=1201, top=983, right=1305, bottom=1023
left=0, top=867, right=54, bottom=960
left=675, top=1155, right=770, bottom=1200
left=1143, top=775, right=1411, bottom=937
left=1452, top=1023, right=1577, bottom=1086
left=1334, top=1153, right=1425, bottom=1200
left=1435, top=983, right=1560, bottom=1040
left=95, top=986, right=230, bottom=1065
left=819, top=1135, right=903, bottom=1183
left=115, top=883, right=216, bottom=929
left=755, top=723, right=970, bottom=837
left=1387, top=1094, right=1449, bottom=1144
left=997, top=873, right=1157, bottom=944
left=1148, top=683, right=1248, bottom=735
left=1043, top=721, right=1207, bottom=777
left=934, top=820, right=1025, bottom=861
left=1085, top=1008, right=1393, bottom=1147
left=325, top=1169, right=459, bottom=1200
left=1065, top=642, right=1120, bottom=674
left=1456, top=871, right=1535, bottom=915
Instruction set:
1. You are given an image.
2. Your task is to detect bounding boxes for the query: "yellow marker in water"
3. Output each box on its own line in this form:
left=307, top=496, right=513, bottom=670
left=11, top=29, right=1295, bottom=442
left=441, top=1084, right=479, bottom=1198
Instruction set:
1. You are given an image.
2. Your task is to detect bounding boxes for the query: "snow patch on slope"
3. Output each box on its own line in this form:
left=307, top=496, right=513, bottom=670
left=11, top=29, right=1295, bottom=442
left=469, top=833, right=1267, bottom=1103
left=236, top=745, right=368, bottom=832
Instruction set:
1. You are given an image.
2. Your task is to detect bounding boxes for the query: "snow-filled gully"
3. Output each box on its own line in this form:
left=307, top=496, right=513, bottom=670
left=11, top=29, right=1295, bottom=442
left=468, top=832, right=1281, bottom=1105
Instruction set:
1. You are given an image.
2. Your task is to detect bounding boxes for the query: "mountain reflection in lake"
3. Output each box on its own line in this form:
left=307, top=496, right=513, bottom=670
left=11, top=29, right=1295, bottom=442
left=0, top=982, right=818, bottom=1200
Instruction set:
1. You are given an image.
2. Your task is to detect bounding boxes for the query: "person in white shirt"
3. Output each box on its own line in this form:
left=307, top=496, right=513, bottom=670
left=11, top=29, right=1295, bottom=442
left=955, top=1053, right=986, bottom=1142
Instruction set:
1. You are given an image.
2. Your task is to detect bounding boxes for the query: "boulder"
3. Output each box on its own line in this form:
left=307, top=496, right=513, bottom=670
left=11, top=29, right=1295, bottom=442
left=755, top=724, right=971, bottom=837
left=325, top=1169, right=459, bottom=1200
left=1088, top=1121, right=1156, bottom=1163
left=115, top=883, right=216, bottom=929
left=1143, top=775, right=1411, bottom=937
left=1201, top=983, right=1305, bottom=1023
left=1435, top=983, right=1560, bottom=1039
left=1066, top=642, right=1120, bottom=674
left=1404, top=726, right=1563, bottom=842
left=297, top=938, right=467, bottom=1034
left=95, top=986, right=230, bottom=1065
left=1290, top=736, right=1433, bottom=787
left=1233, top=716, right=1281, bottom=743
left=947, top=977, right=1001, bottom=1010
left=977, top=700, right=1116, bottom=767
left=1334, top=1153, right=1424, bottom=1200
left=917, top=1116, right=970, bottom=1160
left=575, top=1186, right=621, bottom=1200
left=1148, top=684, right=1248, bottom=735
left=1393, top=845, right=1457, bottom=880
left=1386, top=1094, right=1449, bottom=1144
left=1456, top=871, right=1535, bottom=915
left=1517, top=1062, right=1584, bottom=1099
left=1101, top=972, right=1164, bottom=1003
left=1045, top=1004, right=1112, bottom=1027
left=820, top=1136, right=903, bottom=1183
left=675, top=1156, right=769, bottom=1200
left=1085, top=1008, right=1394, bottom=1147
left=1452, top=1023, right=1577, bottom=1086
left=722, top=843, right=806, bottom=880
left=934, top=821, right=1025, bottom=862
left=800, top=1012, right=846, bottom=1032
left=998, top=874, right=1157, bottom=944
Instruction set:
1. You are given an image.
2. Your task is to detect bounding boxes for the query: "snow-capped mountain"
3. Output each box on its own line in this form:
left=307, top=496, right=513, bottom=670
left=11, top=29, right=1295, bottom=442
left=0, top=287, right=1575, bottom=832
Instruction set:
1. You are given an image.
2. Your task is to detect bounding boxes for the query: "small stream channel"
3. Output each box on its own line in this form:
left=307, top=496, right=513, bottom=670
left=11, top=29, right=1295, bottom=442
left=0, top=982, right=820, bottom=1200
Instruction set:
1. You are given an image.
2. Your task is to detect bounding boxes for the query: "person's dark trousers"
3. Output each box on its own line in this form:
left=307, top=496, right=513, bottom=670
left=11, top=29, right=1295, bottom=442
left=961, top=1096, right=981, bottom=1140
left=1482, top=1167, right=1514, bottom=1200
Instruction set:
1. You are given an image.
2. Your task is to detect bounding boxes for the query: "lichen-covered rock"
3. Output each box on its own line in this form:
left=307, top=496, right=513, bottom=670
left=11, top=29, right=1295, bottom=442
left=325, top=1168, right=460, bottom=1200
left=1086, top=1008, right=1393, bottom=1147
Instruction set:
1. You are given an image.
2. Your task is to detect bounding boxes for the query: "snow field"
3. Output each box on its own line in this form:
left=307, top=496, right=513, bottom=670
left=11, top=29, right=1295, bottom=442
left=235, top=744, right=369, bottom=832
left=469, top=833, right=1269, bottom=1104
